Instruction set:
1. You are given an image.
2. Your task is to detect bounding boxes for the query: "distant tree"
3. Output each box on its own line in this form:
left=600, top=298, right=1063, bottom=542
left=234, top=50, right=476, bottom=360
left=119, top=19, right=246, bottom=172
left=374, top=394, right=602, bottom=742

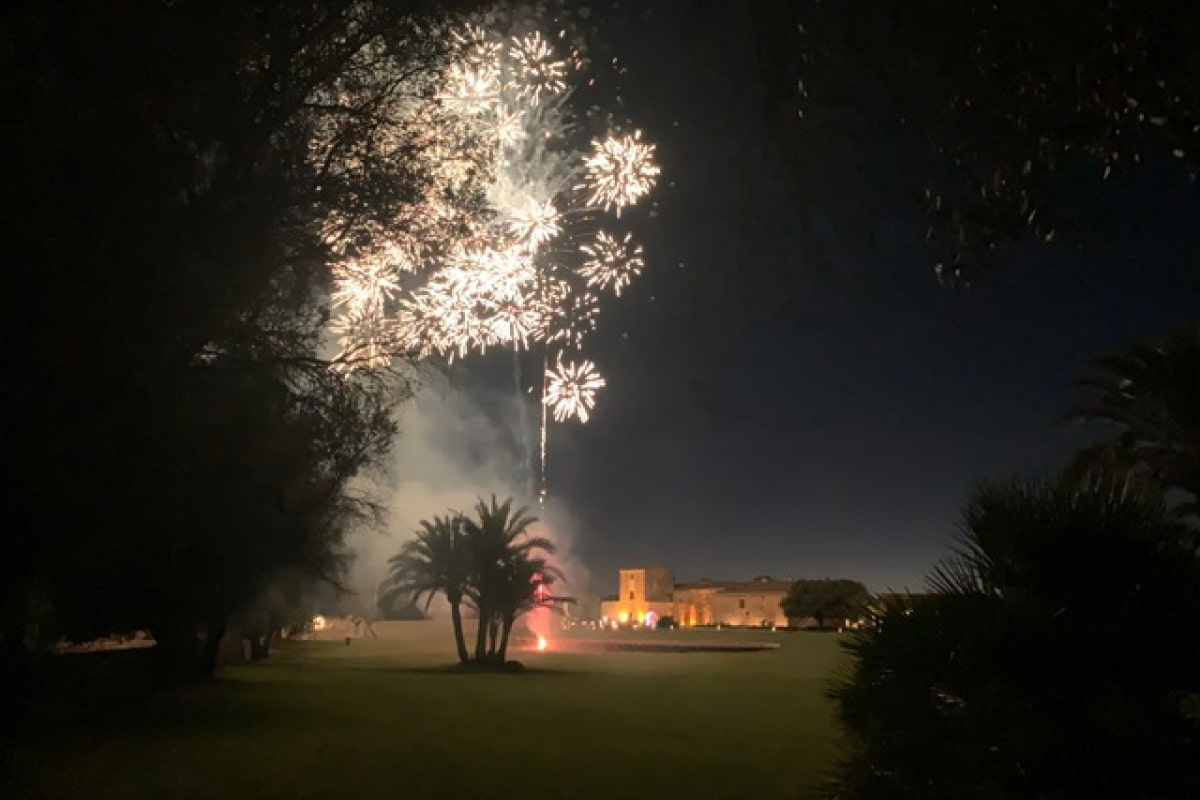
left=379, top=515, right=473, bottom=665
left=1065, top=323, right=1200, bottom=520
left=781, top=579, right=869, bottom=629
left=379, top=497, right=559, bottom=667
left=751, top=0, right=1200, bottom=279
left=826, top=471, right=1200, bottom=799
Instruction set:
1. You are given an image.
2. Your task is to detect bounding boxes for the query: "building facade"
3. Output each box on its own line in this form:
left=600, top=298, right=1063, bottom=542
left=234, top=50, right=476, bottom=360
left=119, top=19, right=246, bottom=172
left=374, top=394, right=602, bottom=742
left=600, top=567, right=793, bottom=628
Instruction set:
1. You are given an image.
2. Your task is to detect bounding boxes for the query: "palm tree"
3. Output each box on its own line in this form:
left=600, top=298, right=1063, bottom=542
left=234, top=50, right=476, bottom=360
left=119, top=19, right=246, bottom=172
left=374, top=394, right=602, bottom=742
left=378, top=514, right=472, bottom=665
left=826, top=471, right=1200, bottom=799
left=1065, top=323, right=1200, bottom=519
left=460, top=495, right=554, bottom=662
left=490, top=556, right=565, bottom=664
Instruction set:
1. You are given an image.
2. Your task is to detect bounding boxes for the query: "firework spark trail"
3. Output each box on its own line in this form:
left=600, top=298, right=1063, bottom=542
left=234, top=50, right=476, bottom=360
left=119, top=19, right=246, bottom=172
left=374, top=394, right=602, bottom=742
left=315, top=13, right=660, bottom=501
left=539, top=351, right=549, bottom=506
left=513, top=349, right=535, bottom=501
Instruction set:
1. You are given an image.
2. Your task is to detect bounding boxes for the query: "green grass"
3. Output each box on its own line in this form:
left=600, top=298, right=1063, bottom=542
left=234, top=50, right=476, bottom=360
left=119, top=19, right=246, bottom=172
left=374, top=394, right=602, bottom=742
left=10, top=624, right=848, bottom=800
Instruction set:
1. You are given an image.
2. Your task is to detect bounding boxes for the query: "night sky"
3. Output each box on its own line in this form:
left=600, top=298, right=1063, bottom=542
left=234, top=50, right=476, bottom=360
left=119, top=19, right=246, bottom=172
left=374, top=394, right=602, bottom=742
left=521, top=4, right=1200, bottom=592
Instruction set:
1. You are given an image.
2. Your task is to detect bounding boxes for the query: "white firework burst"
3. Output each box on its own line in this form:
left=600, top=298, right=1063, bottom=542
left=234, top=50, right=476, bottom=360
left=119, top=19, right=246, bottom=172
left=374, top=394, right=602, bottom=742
left=331, top=309, right=396, bottom=371
left=440, top=60, right=501, bottom=116
left=540, top=282, right=598, bottom=351
left=583, top=131, right=660, bottom=213
left=578, top=230, right=644, bottom=295
left=511, top=32, right=567, bottom=104
left=484, top=291, right=544, bottom=348
left=494, top=106, right=528, bottom=148
left=452, top=24, right=502, bottom=66
left=508, top=197, right=561, bottom=251
left=544, top=358, right=606, bottom=423
left=331, top=255, right=401, bottom=316
left=318, top=17, right=661, bottom=439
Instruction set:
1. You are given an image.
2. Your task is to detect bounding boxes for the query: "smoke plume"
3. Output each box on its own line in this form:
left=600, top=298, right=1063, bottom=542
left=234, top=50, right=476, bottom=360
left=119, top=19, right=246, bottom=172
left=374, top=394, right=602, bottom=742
left=343, top=368, right=591, bottom=619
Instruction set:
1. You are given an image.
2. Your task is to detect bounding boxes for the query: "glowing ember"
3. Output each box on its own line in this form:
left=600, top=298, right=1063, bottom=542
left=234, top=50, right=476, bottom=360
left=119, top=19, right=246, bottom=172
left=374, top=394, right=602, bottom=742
left=536, top=636, right=548, bottom=651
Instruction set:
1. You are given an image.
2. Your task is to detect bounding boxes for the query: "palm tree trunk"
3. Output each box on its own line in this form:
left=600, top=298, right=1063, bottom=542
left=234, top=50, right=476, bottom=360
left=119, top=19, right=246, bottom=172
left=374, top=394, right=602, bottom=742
left=473, top=606, right=489, bottom=662
left=497, top=614, right=516, bottom=663
left=449, top=600, right=470, bottom=665
left=487, top=615, right=500, bottom=660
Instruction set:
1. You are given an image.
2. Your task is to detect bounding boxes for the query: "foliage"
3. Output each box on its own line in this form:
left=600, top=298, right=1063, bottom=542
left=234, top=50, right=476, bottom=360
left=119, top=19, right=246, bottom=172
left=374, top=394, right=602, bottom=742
left=380, top=514, right=474, bottom=664
left=752, top=0, right=1200, bottom=278
left=1065, top=322, right=1200, bottom=520
left=825, top=472, right=1200, bottom=800
left=781, top=579, right=869, bottom=629
left=380, top=495, right=559, bottom=666
left=1, top=0, right=476, bottom=686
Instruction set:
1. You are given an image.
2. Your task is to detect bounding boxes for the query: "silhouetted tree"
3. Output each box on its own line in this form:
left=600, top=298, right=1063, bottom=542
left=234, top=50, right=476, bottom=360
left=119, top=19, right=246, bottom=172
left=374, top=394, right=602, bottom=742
left=751, top=0, right=1200, bottom=278
left=2, top=0, right=476, bottom=692
left=1065, top=323, right=1200, bottom=520
left=460, top=496, right=554, bottom=663
left=825, top=471, right=1200, bottom=799
left=781, top=579, right=869, bottom=629
left=380, top=497, right=559, bottom=667
left=489, top=557, right=563, bottom=664
left=380, top=515, right=474, bottom=665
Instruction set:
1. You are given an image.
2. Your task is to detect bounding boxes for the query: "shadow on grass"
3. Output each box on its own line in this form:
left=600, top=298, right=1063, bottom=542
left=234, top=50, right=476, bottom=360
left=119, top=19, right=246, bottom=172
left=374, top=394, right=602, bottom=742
left=386, top=663, right=594, bottom=678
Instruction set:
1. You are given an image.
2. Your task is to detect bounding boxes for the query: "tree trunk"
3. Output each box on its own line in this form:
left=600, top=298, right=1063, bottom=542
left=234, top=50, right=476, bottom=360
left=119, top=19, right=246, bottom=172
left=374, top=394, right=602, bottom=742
left=473, top=606, right=489, bottom=662
left=150, top=618, right=200, bottom=684
left=195, top=616, right=227, bottom=678
left=497, top=614, right=515, bottom=663
left=449, top=600, right=470, bottom=665
left=248, top=635, right=268, bottom=661
left=487, top=616, right=500, bottom=661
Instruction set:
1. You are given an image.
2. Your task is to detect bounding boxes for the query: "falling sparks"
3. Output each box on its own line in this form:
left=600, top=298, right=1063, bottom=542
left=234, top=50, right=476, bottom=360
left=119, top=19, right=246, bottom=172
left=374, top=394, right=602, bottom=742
left=583, top=131, right=661, bottom=213
left=441, top=61, right=501, bottom=116
left=316, top=14, right=661, bottom=500
left=508, top=197, right=562, bottom=251
left=511, top=32, right=568, bottom=104
left=578, top=231, right=644, bottom=295
left=544, top=358, right=606, bottom=423
left=320, top=19, right=658, bottom=387
left=332, top=256, right=402, bottom=316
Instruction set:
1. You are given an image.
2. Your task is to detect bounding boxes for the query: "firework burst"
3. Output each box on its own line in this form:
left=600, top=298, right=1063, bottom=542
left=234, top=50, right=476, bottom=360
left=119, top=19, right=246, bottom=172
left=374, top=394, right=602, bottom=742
left=544, top=358, right=606, bottom=423
left=331, top=252, right=404, bottom=316
left=511, top=32, right=568, bottom=104
left=583, top=131, right=660, bottom=214
left=578, top=231, right=644, bottom=296
left=508, top=197, right=562, bottom=251
left=314, top=11, right=662, bottom=500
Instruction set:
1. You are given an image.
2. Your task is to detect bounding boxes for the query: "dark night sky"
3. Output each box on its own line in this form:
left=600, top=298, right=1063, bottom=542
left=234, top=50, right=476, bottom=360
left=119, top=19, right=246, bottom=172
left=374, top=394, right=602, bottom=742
left=510, top=4, right=1200, bottom=594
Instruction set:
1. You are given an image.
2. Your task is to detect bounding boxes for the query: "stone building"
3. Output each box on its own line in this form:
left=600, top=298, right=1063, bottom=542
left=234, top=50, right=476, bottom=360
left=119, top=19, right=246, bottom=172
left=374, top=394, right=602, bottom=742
left=599, top=567, right=793, bottom=627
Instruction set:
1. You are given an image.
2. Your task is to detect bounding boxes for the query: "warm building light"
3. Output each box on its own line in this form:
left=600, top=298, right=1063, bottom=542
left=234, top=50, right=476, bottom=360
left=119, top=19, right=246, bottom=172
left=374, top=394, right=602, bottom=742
left=536, top=636, right=548, bottom=651
left=312, top=615, right=328, bottom=631
left=618, top=611, right=629, bottom=623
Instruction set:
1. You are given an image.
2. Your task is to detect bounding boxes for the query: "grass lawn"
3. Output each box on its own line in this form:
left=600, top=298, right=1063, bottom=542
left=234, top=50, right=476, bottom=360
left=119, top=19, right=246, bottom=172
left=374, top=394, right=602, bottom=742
left=10, top=624, right=849, bottom=800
